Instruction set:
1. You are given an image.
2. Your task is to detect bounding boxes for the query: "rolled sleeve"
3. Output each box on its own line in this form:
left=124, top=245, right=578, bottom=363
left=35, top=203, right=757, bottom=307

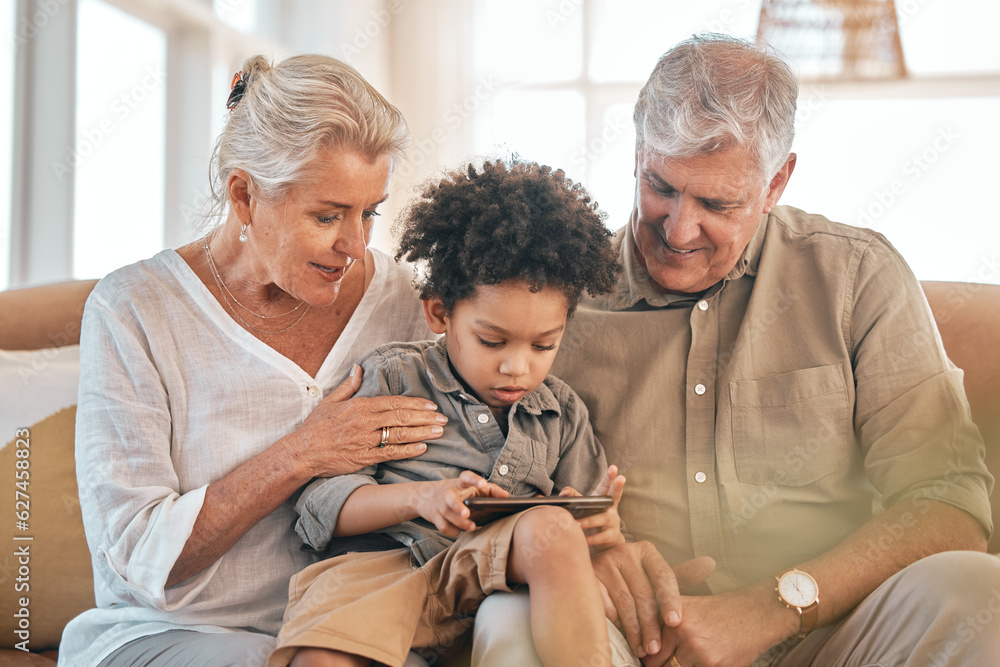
left=850, top=236, right=993, bottom=534
left=294, top=474, right=377, bottom=550
left=77, top=295, right=217, bottom=610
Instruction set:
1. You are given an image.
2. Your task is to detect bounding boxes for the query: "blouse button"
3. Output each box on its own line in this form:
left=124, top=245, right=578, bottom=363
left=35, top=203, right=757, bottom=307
left=307, top=386, right=319, bottom=397
left=694, top=471, right=707, bottom=483
left=697, top=300, right=709, bottom=311
left=694, top=383, right=707, bottom=395
left=477, top=413, right=490, bottom=424
left=498, top=464, right=509, bottom=476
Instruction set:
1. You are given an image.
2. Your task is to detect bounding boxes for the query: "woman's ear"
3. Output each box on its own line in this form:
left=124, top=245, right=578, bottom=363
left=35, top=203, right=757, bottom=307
left=422, top=298, right=449, bottom=335
left=227, top=169, right=253, bottom=223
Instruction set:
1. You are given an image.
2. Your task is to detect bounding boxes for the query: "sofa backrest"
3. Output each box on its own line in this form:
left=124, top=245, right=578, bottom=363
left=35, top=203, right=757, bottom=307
left=0, top=278, right=996, bottom=653
left=922, top=281, right=1000, bottom=553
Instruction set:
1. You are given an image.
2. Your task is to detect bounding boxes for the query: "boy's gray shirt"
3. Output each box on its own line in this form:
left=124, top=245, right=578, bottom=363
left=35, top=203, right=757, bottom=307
left=294, top=337, right=609, bottom=565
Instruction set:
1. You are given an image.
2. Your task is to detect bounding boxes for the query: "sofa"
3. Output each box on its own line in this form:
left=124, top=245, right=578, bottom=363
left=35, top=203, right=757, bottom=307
left=1, top=278, right=997, bottom=665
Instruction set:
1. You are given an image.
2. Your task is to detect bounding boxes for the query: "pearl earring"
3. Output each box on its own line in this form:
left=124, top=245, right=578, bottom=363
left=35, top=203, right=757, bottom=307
left=239, top=223, right=248, bottom=243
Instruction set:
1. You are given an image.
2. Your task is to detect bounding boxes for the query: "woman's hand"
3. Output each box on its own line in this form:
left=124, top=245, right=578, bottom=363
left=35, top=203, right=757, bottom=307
left=559, top=465, right=627, bottom=551
left=284, top=365, right=447, bottom=478
left=413, top=471, right=510, bottom=538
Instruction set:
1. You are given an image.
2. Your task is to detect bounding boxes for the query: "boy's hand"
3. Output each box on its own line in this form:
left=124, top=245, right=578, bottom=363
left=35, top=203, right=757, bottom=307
left=560, top=465, right=627, bottom=551
left=415, top=471, right=509, bottom=538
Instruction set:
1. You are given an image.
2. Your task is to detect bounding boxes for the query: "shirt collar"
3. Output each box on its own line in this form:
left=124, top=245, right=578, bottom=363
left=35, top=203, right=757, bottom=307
left=725, top=212, right=768, bottom=281
left=422, top=337, right=561, bottom=417
left=607, top=212, right=769, bottom=310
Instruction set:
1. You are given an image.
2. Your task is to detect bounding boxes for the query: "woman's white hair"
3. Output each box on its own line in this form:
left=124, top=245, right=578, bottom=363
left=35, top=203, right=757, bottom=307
left=634, top=34, right=797, bottom=180
left=207, top=54, right=409, bottom=220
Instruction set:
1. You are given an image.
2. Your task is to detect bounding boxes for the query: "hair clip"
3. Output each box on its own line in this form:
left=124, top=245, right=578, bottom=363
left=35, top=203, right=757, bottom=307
left=226, top=71, right=249, bottom=112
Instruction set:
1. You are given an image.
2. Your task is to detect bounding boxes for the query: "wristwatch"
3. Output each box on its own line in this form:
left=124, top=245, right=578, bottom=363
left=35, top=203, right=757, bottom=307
left=775, top=568, right=819, bottom=639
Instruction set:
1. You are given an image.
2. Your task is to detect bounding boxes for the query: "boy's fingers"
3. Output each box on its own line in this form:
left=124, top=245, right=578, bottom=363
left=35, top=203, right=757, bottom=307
left=609, top=474, right=626, bottom=506
left=559, top=486, right=582, bottom=497
left=481, top=483, right=510, bottom=498
left=457, top=470, right=488, bottom=488
left=591, top=465, right=616, bottom=496
left=576, top=511, right=612, bottom=530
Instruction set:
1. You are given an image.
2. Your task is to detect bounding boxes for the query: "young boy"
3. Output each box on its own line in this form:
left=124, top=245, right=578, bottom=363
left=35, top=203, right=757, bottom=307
left=268, top=159, right=625, bottom=667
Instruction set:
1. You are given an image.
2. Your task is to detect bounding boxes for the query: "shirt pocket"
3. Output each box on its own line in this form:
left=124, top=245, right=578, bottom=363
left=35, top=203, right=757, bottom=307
left=729, top=364, right=852, bottom=487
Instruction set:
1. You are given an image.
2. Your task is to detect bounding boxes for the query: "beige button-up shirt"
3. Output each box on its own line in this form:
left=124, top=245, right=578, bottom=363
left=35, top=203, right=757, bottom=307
left=552, top=205, right=993, bottom=593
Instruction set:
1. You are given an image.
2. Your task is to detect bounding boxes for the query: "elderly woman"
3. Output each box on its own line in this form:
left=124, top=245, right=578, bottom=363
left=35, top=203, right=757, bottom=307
left=60, top=55, right=444, bottom=667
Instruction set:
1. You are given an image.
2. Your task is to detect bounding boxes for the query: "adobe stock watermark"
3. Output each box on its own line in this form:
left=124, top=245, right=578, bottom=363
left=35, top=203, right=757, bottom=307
left=50, top=65, right=166, bottom=182
left=546, top=0, right=583, bottom=29
left=795, top=84, right=830, bottom=131
left=878, top=0, right=933, bottom=30
left=571, top=112, right=630, bottom=171
left=394, top=74, right=503, bottom=181
left=928, top=587, right=1000, bottom=666
left=702, top=0, right=756, bottom=33
left=855, top=126, right=959, bottom=229
left=338, top=0, right=403, bottom=61
left=8, top=0, right=71, bottom=47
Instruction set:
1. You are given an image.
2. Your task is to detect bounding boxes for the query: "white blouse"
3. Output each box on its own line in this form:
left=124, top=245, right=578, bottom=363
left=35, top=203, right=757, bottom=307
left=60, top=248, right=434, bottom=667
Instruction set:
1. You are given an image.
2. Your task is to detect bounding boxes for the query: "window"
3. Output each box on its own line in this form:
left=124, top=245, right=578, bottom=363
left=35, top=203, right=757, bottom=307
left=73, top=0, right=166, bottom=280
left=0, top=1, right=14, bottom=291
left=469, top=0, right=1000, bottom=284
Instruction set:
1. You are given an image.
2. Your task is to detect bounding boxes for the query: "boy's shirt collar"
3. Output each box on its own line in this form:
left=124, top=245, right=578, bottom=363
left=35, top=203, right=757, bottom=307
left=423, top=337, right=561, bottom=417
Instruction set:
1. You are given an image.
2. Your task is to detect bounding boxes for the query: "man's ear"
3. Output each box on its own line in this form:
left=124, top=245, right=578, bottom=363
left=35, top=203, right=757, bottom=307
left=762, top=153, right=797, bottom=214
left=422, top=298, right=449, bottom=335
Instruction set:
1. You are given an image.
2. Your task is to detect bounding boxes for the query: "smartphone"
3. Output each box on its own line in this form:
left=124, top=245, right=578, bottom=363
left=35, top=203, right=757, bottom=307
left=464, top=495, right=613, bottom=525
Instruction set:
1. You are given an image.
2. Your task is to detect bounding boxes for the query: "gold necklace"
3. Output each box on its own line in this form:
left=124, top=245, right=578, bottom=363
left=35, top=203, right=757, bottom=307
left=202, top=236, right=311, bottom=335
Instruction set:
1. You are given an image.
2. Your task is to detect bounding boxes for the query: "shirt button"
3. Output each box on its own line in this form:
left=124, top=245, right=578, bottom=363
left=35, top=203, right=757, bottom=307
left=477, top=413, right=490, bottom=424
left=694, top=383, right=707, bottom=395
left=697, top=300, right=709, bottom=311
left=307, top=386, right=319, bottom=397
left=694, top=471, right=707, bottom=483
left=498, top=464, right=509, bottom=476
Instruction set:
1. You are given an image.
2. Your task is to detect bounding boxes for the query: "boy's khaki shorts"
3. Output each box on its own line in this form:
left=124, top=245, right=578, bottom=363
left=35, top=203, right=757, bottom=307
left=268, top=508, right=542, bottom=667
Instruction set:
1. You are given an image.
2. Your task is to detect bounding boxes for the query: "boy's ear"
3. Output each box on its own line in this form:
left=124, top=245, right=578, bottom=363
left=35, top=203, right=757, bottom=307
left=422, top=298, right=449, bottom=335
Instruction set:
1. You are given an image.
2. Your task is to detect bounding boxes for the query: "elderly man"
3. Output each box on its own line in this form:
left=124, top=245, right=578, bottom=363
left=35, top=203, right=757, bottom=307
left=472, top=34, right=998, bottom=667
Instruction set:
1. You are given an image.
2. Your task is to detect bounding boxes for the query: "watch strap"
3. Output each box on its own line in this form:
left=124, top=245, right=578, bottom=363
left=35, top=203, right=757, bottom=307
left=775, top=570, right=820, bottom=639
left=795, top=599, right=819, bottom=638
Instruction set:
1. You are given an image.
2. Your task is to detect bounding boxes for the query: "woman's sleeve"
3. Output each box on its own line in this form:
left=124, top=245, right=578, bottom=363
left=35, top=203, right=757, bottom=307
left=75, top=288, right=216, bottom=611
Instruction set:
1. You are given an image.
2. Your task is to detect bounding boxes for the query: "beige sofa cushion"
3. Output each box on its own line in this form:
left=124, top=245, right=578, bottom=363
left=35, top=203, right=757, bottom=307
left=0, top=406, right=94, bottom=651
left=0, top=340, right=95, bottom=655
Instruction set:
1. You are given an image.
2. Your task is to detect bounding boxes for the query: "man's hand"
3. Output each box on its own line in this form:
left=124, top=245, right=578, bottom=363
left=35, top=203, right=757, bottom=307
left=643, top=581, right=799, bottom=667
left=591, top=542, right=715, bottom=659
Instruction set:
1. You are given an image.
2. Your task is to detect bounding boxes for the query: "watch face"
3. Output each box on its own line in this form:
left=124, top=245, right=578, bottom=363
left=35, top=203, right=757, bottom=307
left=778, top=571, right=818, bottom=607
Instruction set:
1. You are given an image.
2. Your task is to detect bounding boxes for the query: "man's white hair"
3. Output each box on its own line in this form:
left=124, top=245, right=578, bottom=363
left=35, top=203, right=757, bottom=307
left=634, top=33, right=798, bottom=180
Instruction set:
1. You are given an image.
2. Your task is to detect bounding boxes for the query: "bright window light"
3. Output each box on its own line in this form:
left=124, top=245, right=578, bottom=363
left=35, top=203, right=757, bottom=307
left=474, top=0, right=583, bottom=84
left=215, top=0, right=257, bottom=34
left=471, top=1, right=1000, bottom=284
left=898, top=0, right=1000, bottom=74
left=0, top=1, right=14, bottom=291
left=74, top=0, right=166, bottom=280
left=783, top=94, right=1000, bottom=284
left=588, top=0, right=759, bottom=82
left=475, top=90, right=586, bottom=172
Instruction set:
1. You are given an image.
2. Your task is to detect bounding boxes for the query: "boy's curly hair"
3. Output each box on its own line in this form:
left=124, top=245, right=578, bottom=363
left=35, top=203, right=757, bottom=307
left=395, top=159, right=621, bottom=313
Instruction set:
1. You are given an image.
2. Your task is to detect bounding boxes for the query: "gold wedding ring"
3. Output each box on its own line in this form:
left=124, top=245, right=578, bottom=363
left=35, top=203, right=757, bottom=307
left=379, top=426, right=390, bottom=447
left=669, top=656, right=683, bottom=667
